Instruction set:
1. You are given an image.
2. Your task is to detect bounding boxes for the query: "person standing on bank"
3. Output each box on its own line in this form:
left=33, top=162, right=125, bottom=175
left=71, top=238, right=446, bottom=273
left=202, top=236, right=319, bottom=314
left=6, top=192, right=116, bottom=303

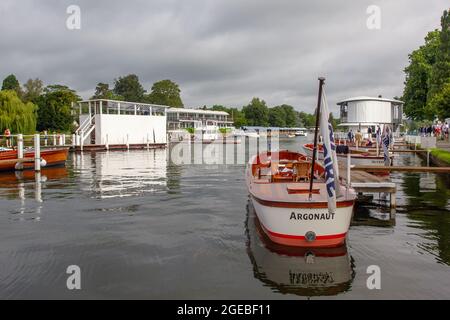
left=355, top=130, right=362, bottom=149
left=4, top=128, right=12, bottom=148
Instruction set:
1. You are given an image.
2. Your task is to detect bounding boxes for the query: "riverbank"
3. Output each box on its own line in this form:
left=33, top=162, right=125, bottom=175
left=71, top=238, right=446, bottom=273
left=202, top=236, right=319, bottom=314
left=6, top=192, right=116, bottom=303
left=406, top=136, right=450, bottom=167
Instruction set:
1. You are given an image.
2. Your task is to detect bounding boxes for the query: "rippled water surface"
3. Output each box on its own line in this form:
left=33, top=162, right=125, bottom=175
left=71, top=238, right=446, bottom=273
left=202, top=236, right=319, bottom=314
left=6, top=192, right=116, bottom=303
left=0, top=138, right=449, bottom=299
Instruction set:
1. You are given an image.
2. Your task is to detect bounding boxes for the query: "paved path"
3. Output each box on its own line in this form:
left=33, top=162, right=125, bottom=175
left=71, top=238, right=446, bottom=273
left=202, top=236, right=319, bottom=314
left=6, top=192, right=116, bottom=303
left=436, top=140, right=450, bottom=151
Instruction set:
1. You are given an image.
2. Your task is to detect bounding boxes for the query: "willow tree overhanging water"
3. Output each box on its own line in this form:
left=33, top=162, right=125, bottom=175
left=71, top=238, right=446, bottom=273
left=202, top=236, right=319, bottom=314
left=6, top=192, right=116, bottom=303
left=0, top=90, right=37, bottom=134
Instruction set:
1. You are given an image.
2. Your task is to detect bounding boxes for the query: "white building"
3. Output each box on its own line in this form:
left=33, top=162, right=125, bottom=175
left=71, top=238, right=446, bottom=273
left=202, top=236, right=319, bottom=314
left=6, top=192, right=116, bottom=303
left=74, top=99, right=168, bottom=146
left=166, top=108, right=233, bottom=142
left=337, top=96, right=404, bottom=134
left=166, top=108, right=232, bottom=130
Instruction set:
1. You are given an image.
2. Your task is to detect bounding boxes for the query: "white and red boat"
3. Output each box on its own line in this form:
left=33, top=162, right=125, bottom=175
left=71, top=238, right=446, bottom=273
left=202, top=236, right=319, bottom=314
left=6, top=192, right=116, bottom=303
left=246, top=78, right=357, bottom=248
left=302, top=143, right=392, bottom=166
left=246, top=149, right=356, bottom=247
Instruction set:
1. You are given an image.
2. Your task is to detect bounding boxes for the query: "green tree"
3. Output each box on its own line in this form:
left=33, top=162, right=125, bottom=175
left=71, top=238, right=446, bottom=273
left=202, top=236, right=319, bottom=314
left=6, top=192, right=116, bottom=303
left=403, top=30, right=441, bottom=120
left=428, top=9, right=450, bottom=101
left=329, top=112, right=340, bottom=130
left=22, top=78, right=44, bottom=103
left=146, top=79, right=183, bottom=107
left=269, top=104, right=298, bottom=127
left=113, top=74, right=145, bottom=102
left=36, top=85, right=80, bottom=132
left=91, top=82, right=123, bottom=100
left=427, top=82, right=450, bottom=119
left=280, top=105, right=298, bottom=127
left=229, top=107, right=247, bottom=128
left=242, top=98, right=269, bottom=126
left=2, top=74, right=22, bottom=98
left=297, top=111, right=316, bottom=127
left=0, top=90, right=36, bottom=134
left=268, top=106, right=286, bottom=127
left=426, top=9, right=450, bottom=119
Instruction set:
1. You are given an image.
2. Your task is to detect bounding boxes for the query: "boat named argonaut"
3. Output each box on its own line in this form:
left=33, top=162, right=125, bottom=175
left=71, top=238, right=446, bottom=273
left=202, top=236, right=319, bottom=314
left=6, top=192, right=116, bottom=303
left=290, top=212, right=335, bottom=221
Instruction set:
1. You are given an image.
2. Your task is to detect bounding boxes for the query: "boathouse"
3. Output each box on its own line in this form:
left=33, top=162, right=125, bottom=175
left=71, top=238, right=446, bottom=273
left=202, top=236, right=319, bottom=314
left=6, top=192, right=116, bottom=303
left=73, top=99, right=168, bottom=146
left=166, top=108, right=232, bottom=130
left=337, top=96, right=404, bottom=134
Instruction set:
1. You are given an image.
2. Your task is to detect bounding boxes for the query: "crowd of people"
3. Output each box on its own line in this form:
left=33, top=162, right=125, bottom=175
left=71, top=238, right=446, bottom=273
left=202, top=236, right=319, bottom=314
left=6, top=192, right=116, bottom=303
left=419, top=122, right=449, bottom=140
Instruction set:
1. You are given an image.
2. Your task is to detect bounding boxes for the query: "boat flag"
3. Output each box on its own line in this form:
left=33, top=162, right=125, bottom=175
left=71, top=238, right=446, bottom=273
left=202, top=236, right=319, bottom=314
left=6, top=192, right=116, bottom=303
left=319, top=90, right=339, bottom=213
left=382, top=125, right=391, bottom=166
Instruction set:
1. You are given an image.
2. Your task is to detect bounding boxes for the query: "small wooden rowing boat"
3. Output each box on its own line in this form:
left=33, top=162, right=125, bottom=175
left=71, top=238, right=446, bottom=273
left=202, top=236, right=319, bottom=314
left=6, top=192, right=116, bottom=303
left=0, top=148, right=69, bottom=172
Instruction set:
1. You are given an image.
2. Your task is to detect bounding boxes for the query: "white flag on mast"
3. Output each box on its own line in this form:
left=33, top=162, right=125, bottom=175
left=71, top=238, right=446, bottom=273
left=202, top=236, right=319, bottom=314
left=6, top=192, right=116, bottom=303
left=319, top=90, right=339, bottom=213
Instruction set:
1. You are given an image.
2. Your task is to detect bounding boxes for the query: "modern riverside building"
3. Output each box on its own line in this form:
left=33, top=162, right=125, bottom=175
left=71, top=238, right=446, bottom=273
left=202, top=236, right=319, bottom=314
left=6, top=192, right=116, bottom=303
left=337, top=96, right=404, bottom=134
left=73, top=99, right=168, bottom=146
left=166, top=108, right=232, bottom=130
left=166, top=108, right=233, bottom=142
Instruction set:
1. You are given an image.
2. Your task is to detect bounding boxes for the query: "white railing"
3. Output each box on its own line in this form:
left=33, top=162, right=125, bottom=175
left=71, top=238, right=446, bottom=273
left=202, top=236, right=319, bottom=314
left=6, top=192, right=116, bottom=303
left=0, top=133, right=73, bottom=148
left=405, top=135, right=436, bottom=149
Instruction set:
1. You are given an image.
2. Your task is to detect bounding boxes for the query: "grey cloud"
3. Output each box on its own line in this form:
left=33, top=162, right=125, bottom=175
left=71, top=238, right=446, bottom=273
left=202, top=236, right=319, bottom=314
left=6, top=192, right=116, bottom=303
left=0, top=0, right=448, bottom=114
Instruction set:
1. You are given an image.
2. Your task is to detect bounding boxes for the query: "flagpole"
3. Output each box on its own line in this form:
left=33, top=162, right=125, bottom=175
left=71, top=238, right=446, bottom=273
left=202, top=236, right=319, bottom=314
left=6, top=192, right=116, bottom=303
left=309, top=77, right=325, bottom=200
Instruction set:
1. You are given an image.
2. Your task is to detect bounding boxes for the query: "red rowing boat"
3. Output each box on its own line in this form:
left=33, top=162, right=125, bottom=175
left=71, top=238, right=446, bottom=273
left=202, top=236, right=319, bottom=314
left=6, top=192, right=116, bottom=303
left=0, top=148, right=69, bottom=172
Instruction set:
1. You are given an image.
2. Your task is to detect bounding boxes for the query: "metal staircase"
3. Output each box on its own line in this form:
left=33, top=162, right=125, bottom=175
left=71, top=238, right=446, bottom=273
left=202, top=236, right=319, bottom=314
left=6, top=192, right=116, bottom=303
left=75, top=115, right=96, bottom=145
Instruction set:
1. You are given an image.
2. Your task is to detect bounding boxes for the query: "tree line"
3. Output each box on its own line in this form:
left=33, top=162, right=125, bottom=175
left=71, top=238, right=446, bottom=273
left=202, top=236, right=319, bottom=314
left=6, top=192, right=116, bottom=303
left=206, top=98, right=338, bottom=129
left=403, top=9, right=450, bottom=121
left=0, top=73, right=323, bottom=134
left=0, top=74, right=185, bottom=134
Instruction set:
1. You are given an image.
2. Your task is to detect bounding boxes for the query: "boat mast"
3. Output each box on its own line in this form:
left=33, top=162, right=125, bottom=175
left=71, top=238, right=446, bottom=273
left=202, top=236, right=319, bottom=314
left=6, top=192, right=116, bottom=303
left=309, top=77, right=325, bottom=200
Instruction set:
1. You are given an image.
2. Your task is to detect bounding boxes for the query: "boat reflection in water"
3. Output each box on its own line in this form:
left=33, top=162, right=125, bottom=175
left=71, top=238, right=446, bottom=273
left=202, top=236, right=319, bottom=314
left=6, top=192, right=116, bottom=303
left=72, top=149, right=167, bottom=199
left=0, top=167, right=68, bottom=200
left=246, top=201, right=355, bottom=297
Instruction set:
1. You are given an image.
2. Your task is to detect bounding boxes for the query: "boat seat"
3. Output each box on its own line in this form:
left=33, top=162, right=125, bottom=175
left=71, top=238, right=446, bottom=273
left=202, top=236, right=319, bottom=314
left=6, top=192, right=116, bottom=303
left=272, top=174, right=293, bottom=182
left=293, top=161, right=311, bottom=182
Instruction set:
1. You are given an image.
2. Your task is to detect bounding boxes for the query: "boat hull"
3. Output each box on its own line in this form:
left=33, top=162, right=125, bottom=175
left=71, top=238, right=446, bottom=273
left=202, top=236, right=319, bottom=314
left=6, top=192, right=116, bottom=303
left=246, top=150, right=356, bottom=248
left=250, top=195, right=353, bottom=247
left=246, top=205, right=354, bottom=296
left=0, top=148, right=69, bottom=172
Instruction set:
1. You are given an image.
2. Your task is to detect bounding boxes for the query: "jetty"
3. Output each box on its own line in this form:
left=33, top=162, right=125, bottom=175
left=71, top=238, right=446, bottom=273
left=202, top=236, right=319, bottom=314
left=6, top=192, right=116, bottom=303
left=352, top=165, right=450, bottom=173
left=339, top=165, right=397, bottom=214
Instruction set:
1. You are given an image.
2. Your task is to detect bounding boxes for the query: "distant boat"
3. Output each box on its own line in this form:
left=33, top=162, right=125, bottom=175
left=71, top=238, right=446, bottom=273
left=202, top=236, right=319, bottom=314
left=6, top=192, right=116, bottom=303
left=302, top=143, right=393, bottom=167
left=287, top=134, right=296, bottom=138
left=233, top=129, right=259, bottom=138
left=295, top=130, right=308, bottom=137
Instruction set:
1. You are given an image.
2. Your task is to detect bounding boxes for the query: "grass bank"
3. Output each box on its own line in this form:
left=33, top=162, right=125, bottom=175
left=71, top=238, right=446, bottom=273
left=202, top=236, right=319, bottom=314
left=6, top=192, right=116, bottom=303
left=430, top=148, right=450, bottom=165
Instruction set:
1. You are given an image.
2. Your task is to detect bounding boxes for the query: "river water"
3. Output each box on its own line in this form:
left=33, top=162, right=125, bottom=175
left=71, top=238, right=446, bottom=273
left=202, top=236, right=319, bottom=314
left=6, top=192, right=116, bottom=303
left=0, top=137, right=449, bottom=299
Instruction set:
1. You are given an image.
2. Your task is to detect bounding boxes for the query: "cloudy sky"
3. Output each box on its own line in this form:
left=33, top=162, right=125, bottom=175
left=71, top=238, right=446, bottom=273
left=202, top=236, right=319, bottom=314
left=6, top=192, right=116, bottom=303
left=0, top=0, right=448, bottom=114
